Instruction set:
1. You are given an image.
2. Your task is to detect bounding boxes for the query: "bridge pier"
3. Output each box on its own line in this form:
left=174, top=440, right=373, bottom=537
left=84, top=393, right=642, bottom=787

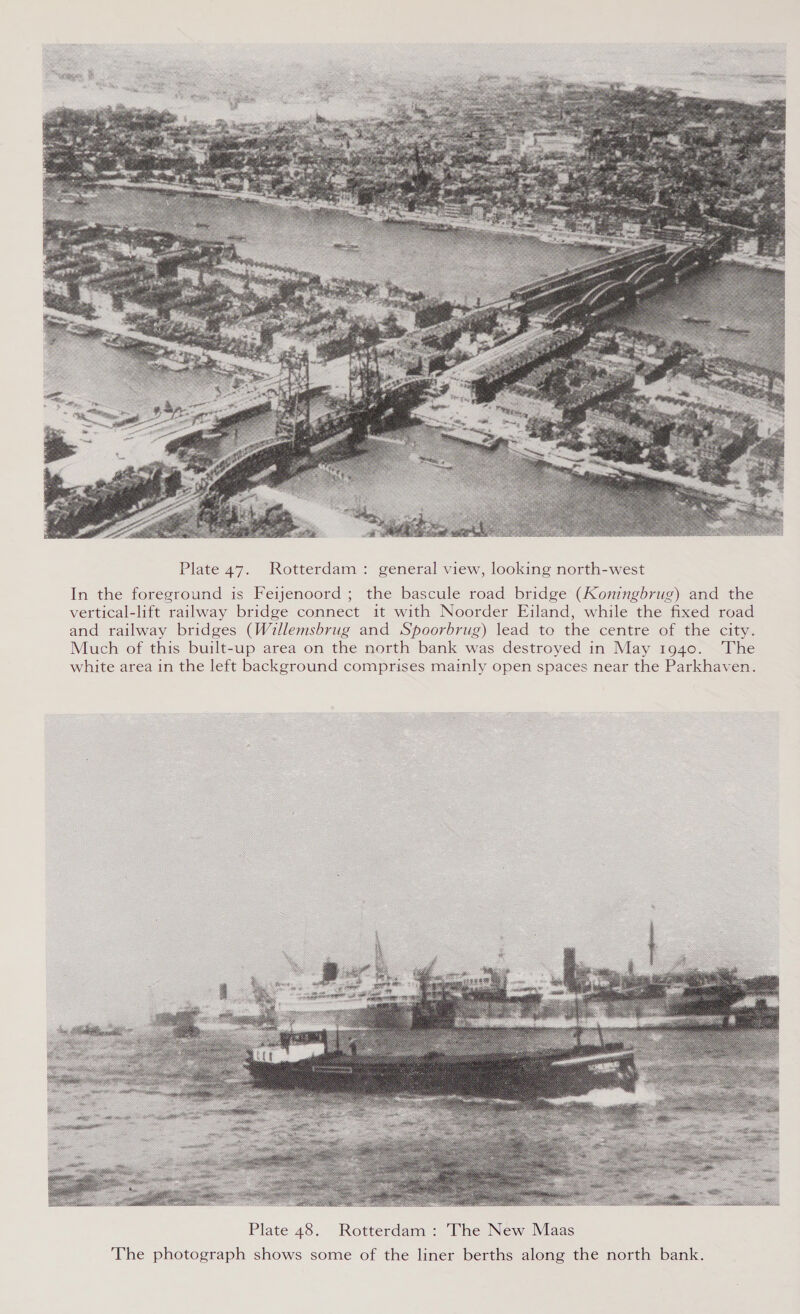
left=273, top=448, right=294, bottom=479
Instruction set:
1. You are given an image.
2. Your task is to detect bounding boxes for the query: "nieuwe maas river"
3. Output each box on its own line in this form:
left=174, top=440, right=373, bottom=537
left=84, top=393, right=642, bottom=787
left=48, top=1026, right=778, bottom=1206
left=43, top=180, right=785, bottom=370
left=44, top=183, right=784, bottom=536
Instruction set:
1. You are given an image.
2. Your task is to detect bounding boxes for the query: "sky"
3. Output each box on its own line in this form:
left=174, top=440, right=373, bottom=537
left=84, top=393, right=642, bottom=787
left=46, top=713, right=778, bottom=1025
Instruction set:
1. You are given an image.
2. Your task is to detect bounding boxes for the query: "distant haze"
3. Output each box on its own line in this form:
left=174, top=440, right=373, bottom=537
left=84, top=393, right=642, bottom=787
left=43, top=44, right=785, bottom=116
left=46, top=714, right=778, bottom=1026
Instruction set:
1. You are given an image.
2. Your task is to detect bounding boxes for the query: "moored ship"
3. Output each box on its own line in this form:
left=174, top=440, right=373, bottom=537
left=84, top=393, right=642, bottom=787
left=443, top=930, right=747, bottom=1030
left=245, top=1029, right=638, bottom=1100
left=274, top=934, right=420, bottom=1031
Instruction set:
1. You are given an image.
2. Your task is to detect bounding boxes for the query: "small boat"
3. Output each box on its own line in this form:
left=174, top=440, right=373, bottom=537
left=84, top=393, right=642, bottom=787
left=409, top=452, right=452, bottom=470
left=332, top=241, right=360, bottom=251
left=66, top=321, right=94, bottom=336
left=227, top=233, right=246, bottom=240
left=719, top=324, right=750, bottom=334
left=245, top=1029, right=638, bottom=1101
left=69, top=1023, right=124, bottom=1037
left=682, top=315, right=711, bottom=324
left=194, top=222, right=210, bottom=229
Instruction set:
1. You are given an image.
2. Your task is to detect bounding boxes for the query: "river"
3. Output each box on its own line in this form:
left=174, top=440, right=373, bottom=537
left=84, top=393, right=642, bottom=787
left=48, top=1025, right=778, bottom=1206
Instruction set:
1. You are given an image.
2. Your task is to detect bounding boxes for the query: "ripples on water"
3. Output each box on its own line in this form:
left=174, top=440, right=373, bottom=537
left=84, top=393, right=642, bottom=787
left=48, top=1028, right=778, bottom=1206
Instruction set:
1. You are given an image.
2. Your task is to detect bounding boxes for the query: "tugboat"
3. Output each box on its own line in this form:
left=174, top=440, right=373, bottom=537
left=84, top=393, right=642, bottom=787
left=245, top=1028, right=637, bottom=1100
left=174, top=1007, right=201, bottom=1038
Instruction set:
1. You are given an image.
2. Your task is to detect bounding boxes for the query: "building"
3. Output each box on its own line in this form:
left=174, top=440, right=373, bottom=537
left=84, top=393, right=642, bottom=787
left=410, top=297, right=453, bottom=330
left=670, top=403, right=757, bottom=472
left=746, top=434, right=784, bottom=485
left=585, top=398, right=673, bottom=447
left=218, top=313, right=273, bottom=351
left=447, top=325, right=584, bottom=404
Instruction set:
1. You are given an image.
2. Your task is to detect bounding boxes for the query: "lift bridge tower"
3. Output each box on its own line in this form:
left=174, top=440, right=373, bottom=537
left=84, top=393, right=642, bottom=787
left=275, top=348, right=311, bottom=450
left=347, top=331, right=381, bottom=441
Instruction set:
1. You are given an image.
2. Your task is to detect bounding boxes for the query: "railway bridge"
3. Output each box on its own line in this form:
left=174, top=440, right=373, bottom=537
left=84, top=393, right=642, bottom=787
left=198, top=341, right=424, bottom=499
left=533, top=240, right=722, bottom=329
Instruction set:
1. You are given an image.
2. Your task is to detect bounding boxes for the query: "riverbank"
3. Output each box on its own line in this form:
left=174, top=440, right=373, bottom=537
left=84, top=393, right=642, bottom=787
left=83, top=178, right=784, bottom=272
left=45, top=306, right=275, bottom=377
left=90, top=179, right=637, bottom=256
left=413, top=398, right=780, bottom=522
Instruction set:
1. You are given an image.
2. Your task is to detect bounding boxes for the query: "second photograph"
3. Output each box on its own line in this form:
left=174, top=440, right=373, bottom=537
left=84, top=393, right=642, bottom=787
left=46, top=712, right=779, bottom=1207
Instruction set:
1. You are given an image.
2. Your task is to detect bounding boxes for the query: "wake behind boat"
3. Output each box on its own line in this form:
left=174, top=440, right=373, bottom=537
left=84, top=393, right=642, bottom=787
left=245, top=1029, right=638, bottom=1100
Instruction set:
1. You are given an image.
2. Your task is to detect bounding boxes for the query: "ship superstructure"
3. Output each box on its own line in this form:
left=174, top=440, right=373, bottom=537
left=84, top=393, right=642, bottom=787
left=274, top=934, right=420, bottom=1031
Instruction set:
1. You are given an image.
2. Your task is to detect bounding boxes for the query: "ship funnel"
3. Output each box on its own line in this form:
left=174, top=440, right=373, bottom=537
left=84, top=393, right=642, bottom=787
left=322, top=959, right=338, bottom=983
left=219, top=983, right=227, bottom=1001
left=563, top=947, right=577, bottom=992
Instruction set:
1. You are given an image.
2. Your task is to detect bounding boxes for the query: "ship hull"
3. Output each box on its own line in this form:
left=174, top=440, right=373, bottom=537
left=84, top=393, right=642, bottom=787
left=276, top=1002, right=415, bottom=1031
left=453, top=996, right=738, bottom=1030
left=247, top=1043, right=636, bottom=1100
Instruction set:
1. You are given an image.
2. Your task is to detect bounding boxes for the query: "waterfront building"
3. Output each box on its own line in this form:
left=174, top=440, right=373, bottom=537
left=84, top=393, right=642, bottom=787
left=218, top=312, right=273, bottom=350
left=705, top=357, right=784, bottom=403
left=496, top=352, right=634, bottom=424
left=585, top=397, right=673, bottom=447
left=670, top=403, right=757, bottom=473
left=447, top=324, right=584, bottom=404
left=746, top=434, right=784, bottom=485
left=409, top=297, right=453, bottom=329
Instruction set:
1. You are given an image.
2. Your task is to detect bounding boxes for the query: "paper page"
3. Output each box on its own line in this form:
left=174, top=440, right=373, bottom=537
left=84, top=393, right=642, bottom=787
left=1, top=8, right=797, bottom=1314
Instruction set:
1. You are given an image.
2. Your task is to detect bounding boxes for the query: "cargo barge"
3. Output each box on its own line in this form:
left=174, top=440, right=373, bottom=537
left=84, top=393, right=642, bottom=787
left=245, top=1029, right=637, bottom=1101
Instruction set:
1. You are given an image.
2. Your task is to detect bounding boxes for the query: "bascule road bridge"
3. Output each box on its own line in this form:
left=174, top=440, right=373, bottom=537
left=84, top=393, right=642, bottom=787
left=197, top=340, right=424, bottom=500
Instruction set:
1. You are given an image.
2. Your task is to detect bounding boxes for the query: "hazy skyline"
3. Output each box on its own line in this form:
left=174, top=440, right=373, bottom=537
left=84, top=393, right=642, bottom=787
left=43, top=44, right=785, bottom=113
left=46, top=713, right=778, bottom=1025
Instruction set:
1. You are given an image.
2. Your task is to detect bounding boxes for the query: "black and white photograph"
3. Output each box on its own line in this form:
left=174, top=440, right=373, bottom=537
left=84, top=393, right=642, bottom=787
left=43, top=43, right=785, bottom=540
left=47, top=712, right=779, bottom=1206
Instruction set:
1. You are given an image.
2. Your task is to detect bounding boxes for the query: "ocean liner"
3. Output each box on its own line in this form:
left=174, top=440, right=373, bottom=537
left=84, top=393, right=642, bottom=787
left=274, top=934, right=420, bottom=1031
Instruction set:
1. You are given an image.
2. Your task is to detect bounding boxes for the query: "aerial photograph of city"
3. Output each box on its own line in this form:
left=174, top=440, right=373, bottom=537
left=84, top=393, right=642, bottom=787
left=43, top=44, right=785, bottom=538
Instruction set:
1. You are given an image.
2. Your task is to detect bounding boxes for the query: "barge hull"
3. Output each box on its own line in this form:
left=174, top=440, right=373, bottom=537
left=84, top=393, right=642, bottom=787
left=247, top=1045, right=636, bottom=1100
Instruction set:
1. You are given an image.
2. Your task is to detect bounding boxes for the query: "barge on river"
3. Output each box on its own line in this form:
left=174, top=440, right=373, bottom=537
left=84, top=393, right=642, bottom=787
left=245, top=1030, right=637, bottom=1100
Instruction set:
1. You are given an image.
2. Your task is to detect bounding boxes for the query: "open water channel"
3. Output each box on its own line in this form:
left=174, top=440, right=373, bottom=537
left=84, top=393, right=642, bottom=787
left=48, top=1026, right=778, bottom=1206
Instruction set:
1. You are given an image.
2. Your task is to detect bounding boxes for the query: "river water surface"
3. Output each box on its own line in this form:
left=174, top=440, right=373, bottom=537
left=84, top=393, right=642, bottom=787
left=48, top=1026, right=778, bottom=1206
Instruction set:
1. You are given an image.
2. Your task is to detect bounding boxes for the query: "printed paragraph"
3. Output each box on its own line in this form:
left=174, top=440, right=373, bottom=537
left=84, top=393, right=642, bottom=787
left=66, top=556, right=757, bottom=679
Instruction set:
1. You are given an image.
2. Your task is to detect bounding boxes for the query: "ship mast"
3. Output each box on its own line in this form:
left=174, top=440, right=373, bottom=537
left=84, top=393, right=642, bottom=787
left=648, top=919, right=657, bottom=980
left=374, top=931, right=389, bottom=979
